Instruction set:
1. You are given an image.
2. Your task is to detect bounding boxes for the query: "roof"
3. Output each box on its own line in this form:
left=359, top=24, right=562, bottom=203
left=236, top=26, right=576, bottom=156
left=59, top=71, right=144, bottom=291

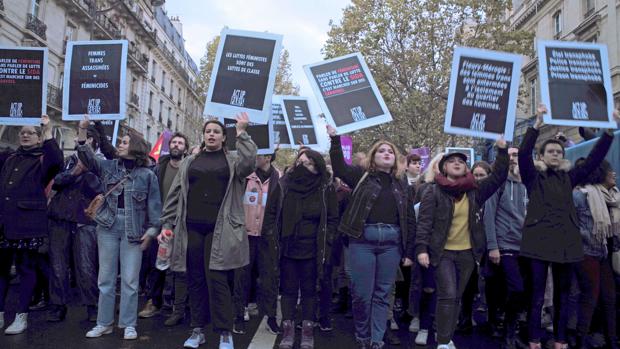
left=154, top=7, right=199, bottom=75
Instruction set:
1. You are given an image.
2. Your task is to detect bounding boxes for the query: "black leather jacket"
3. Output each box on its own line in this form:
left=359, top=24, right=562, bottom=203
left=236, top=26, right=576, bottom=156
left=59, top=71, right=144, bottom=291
left=329, top=135, right=416, bottom=253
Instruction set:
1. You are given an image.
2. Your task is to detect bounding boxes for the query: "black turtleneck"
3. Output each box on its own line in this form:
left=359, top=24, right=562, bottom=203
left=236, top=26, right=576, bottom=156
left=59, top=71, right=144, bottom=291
left=186, top=149, right=230, bottom=231
left=366, top=171, right=399, bottom=225
left=256, top=166, right=273, bottom=183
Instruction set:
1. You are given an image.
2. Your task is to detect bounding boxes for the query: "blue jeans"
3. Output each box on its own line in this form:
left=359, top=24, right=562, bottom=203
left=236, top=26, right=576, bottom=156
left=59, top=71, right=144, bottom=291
left=96, top=209, right=143, bottom=328
left=348, top=223, right=401, bottom=344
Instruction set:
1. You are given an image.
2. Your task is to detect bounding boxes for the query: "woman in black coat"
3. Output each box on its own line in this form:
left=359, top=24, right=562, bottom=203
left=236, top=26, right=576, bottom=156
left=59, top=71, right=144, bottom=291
left=0, top=115, right=64, bottom=335
left=518, top=104, right=616, bottom=349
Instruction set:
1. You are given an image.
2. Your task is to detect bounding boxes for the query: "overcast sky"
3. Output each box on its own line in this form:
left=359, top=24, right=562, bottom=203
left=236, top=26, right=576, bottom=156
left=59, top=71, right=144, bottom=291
left=164, top=0, right=351, bottom=149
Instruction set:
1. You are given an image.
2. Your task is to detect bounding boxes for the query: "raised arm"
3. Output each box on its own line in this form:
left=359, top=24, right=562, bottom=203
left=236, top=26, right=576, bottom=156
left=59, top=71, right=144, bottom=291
left=40, top=116, right=64, bottom=186
left=476, top=145, right=508, bottom=206
left=233, top=112, right=257, bottom=179
left=519, top=105, right=545, bottom=187
left=93, top=120, right=117, bottom=159
left=327, top=125, right=364, bottom=188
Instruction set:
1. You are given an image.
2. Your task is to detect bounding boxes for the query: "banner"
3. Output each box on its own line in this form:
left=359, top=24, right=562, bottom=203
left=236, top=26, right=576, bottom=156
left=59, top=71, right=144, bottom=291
left=445, top=147, right=475, bottom=168
left=149, top=130, right=172, bottom=162
left=0, top=47, right=48, bottom=126
left=97, top=120, right=119, bottom=146
left=271, top=96, right=292, bottom=148
left=62, top=40, right=128, bottom=121
left=304, top=52, right=392, bottom=134
left=341, top=135, right=353, bottom=165
left=221, top=117, right=274, bottom=155
left=281, top=96, right=319, bottom=149
left=204, top=28, right=283, bottom=124
left=444, top=47, right=522, bottom=141
left=538, top=40, right=615, bottom=128
left=410, top=146, right=431, bottom=173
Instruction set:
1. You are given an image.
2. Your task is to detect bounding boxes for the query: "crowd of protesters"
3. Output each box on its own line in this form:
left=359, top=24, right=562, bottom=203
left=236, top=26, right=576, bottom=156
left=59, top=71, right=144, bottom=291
left=0, top=104, right=619, bottom=349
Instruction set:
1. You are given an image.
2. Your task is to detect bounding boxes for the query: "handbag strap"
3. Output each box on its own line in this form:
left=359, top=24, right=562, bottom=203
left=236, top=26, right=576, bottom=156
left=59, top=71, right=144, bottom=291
left=103, top=176, right=129, bottom=199
left=352, top=171, right=369, bottom=197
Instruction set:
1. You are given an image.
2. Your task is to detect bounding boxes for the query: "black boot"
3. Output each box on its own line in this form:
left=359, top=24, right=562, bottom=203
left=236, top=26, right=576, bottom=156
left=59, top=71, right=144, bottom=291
left=334, top=287, right=349, bottom=314
left=503, top=318, right=517, bottom=349
left=607, top=337, right=619, bottom=349
left=383, top=321, right=400, bottom=345
left=46, top=304, right=67, bottom=322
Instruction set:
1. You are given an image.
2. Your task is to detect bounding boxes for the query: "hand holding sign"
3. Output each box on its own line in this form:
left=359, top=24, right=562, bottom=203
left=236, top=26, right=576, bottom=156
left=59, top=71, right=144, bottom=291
left=235, top=112, right=249, bottom=136
left=326, top=124, right=337, bottom=137
left=534, top=104, right=547, bottom=130
left=495, top=134, right=507, bottom=149
left=613, top=109, right=620, bottom=123
left=41, top=114, right=52, bottom=141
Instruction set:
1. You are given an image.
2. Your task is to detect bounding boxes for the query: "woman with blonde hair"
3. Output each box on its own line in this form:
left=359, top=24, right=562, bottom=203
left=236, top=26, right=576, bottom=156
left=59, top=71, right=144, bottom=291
left=327, top=126, right=415, bottom=349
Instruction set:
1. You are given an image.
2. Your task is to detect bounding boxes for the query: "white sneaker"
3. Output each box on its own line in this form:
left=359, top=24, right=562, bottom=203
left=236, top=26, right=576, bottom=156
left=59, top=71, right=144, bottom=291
left=437, top=340, right=457, bottom=349
left=247, top=302, right=259, bottom=316
left=415, top=329, right=428, bottom=345
left=124, top=326, right=137, bottom=340
left=243, top=307, right=250, bottom=322
left=0, top=311, right=4, bottom=328
left=4, top=313, right=27, bottom=335
left=86, top=324, right=113, bottom=338
left=389, top=318, right=399, bottom=330
left=408, top=317, right=420, bottom=333
left=219, top=332, right=234, bottom=349
left=184, top=328, right=206, bottom=348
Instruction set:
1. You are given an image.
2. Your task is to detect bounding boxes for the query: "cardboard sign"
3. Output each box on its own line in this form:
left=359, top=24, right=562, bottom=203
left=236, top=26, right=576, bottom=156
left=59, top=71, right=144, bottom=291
left=271, top=96, right=292, bottom=149
left=341, top=135, right=353, bottom=165
left=204, top=28, right=283, bottom=124
left=62, top=40, right=128, bottom=121
left=221, top=117, right=274, bottom=155
left=304, top=52, right=392, bottom=134
left=538, top=40, right=615, bottom=128
left=0, top=47, right=48, bottom=126
left=97, top=119, right=119, bottom=146
left=444, top=47, right=522, bottom=141
left=281, top=96, right=319, bottom=149
left=445, top=147, right=475, bottom=169
left=410, top=146, right=431, bottom=173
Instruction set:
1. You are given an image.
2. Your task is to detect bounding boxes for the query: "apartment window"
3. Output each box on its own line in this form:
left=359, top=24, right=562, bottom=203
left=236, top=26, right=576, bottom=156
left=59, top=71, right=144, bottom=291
left=529, top=79, right=537, bottom=116
left=64, top=22, right=76, bottom=50
left=151, top=61, right=157, bottom=80
left=162, top=71, right=166, bottom=88
left=159, top=100, right=164, bottom=121
left=553, top=11, right=562, bottom=38
left=584, top=0, right=595, bottom=17
left=170, top=79, right=174, bottom=98
left=168, top=107, right=172, bottom=122
left=146, top=125, right=151, bottom=143
left=32, top=0, right=41, bottom=18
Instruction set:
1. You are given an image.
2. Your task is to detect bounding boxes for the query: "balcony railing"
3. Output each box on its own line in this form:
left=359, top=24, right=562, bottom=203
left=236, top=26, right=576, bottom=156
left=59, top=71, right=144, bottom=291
left=128, top=45, right=149, bottom=73
left=27, top=14, right=47, bottom=40
left=0, top=0, right=5, bottom=12
left=94, top=13, right=121, bottom=39
left=47, top=84, right=62, bottom=109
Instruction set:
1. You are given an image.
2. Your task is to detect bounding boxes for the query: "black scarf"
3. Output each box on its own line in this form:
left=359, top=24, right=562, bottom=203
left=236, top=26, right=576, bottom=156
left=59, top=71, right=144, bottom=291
left=16, top=145, right=44, bottom=157
left=281, top=165, right=323, bottom=238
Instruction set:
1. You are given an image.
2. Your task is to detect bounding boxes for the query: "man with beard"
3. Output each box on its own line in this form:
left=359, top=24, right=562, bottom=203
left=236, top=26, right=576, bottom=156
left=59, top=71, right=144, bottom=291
left=484, top=147, right=528, bottom=349
left=139, top=133, right=189, bottom=323
left=47, top=122, right=112, bottom=323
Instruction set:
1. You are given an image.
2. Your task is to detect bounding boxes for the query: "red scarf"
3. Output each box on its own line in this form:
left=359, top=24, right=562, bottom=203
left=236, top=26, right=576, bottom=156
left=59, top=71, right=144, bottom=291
left=435, top=172, right=478, bottom=197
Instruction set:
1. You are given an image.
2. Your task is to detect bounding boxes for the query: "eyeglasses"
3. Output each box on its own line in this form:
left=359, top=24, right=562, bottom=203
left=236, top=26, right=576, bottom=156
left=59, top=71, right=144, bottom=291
left=19, top=131, right=38, bottom=136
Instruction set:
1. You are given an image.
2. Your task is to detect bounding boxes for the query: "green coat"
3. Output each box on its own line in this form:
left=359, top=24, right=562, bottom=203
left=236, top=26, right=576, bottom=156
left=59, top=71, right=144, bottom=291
left=160, top=132, right=257, bottom=272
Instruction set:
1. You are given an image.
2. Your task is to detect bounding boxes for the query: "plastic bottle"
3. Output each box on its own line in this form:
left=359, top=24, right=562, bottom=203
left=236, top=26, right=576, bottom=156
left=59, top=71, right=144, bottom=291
left=155, top=229, right=174, bottom=270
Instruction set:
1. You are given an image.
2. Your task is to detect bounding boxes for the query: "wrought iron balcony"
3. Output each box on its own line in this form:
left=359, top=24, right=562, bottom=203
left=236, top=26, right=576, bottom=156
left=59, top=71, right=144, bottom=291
left=27, top=14, right=47, bottom=40
left=47, top=84, right=62, bottom=109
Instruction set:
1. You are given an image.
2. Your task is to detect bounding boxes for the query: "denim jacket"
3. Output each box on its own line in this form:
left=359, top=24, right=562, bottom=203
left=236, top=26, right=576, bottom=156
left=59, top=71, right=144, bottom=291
left=78, top=145, right=161, bottom=243
left=573, top=190, right=608, bottom=258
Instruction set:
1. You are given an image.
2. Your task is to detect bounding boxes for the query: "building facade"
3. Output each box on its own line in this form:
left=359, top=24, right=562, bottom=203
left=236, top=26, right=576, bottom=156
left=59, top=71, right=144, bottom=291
left=0, top=0, right=204, bottom=150
left=509, top=0, right=619, bottom=144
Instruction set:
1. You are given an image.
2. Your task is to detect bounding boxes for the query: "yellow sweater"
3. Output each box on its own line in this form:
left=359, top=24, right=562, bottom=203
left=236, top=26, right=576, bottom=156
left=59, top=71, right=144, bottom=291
left=445, top=195, right=472, bottom=250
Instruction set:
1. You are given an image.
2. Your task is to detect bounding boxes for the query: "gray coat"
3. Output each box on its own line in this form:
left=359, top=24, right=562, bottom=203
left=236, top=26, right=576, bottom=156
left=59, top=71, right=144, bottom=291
left=160, top=132, right=257, bottom=272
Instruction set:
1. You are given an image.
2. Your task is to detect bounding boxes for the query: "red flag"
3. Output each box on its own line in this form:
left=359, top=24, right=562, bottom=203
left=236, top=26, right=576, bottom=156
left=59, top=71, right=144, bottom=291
left=149, top=133, right=165, bottom=162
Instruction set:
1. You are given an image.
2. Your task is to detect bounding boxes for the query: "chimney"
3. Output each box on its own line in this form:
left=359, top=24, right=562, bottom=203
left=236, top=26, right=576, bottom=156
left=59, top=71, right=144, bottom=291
left=170, top=15, right=183, bottom=37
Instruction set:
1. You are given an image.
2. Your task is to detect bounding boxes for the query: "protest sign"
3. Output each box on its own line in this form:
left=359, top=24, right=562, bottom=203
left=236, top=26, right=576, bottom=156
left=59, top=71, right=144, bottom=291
left=444, top=47, right=522, bottom=141
left=281, top=96, right=319, bottom=149
left=538, top=40, right=615, bottom=128
left=204, top=28, right=282, bottom=124
left=304, top=52, right=392, bottom=134
left=97, top=119, right=119, bottom=146
left=445, top=147, right=475, bottom=168
left=62, top=40, right=128, bottom=121
left=0, top=47, right=47, bottom=126
left=271, top=96, right=292, bottom=148
left=410, top=146, right=431, bottom=173
left=221, top=117, right=274, bottom=155
left=341, top=135, right=353, bottom=165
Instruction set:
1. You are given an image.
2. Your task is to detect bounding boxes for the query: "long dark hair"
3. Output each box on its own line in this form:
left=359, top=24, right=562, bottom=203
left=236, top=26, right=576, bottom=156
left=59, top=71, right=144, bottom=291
left=296, top=149, right=329, bottom=184
left=575, top=158, right=612, bottom=186
left=126, top=132, right=150, bottom=167
left=202, top=119, right=227, bottom=149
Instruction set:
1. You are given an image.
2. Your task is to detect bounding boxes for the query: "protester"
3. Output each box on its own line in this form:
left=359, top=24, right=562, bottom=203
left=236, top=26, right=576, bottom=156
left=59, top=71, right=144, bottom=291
left=406, top=153, right=422, bottom=186
left=327, top=125, right=415, bottom=349
left=158, top=114, right=256, bottom=349
left=406, top=153, right=444, bottom=346
left=413, top=137, right=508, bottom=349
left=484, top=146, right=528, bottom=349
left=232, top=152, right=281, bottom=335
left=518, top=104, right=616, bottom=349
left=0, top=116, right=63, bottom=334
left=572, top=159, right=618, bottom=349
left=77, top=116, right=162, bottom=340
left=139, top=133, right=189, bottom=321
left=47, top=122, right=108, bottom=323
left=264, top=149, right=338, bottom=349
